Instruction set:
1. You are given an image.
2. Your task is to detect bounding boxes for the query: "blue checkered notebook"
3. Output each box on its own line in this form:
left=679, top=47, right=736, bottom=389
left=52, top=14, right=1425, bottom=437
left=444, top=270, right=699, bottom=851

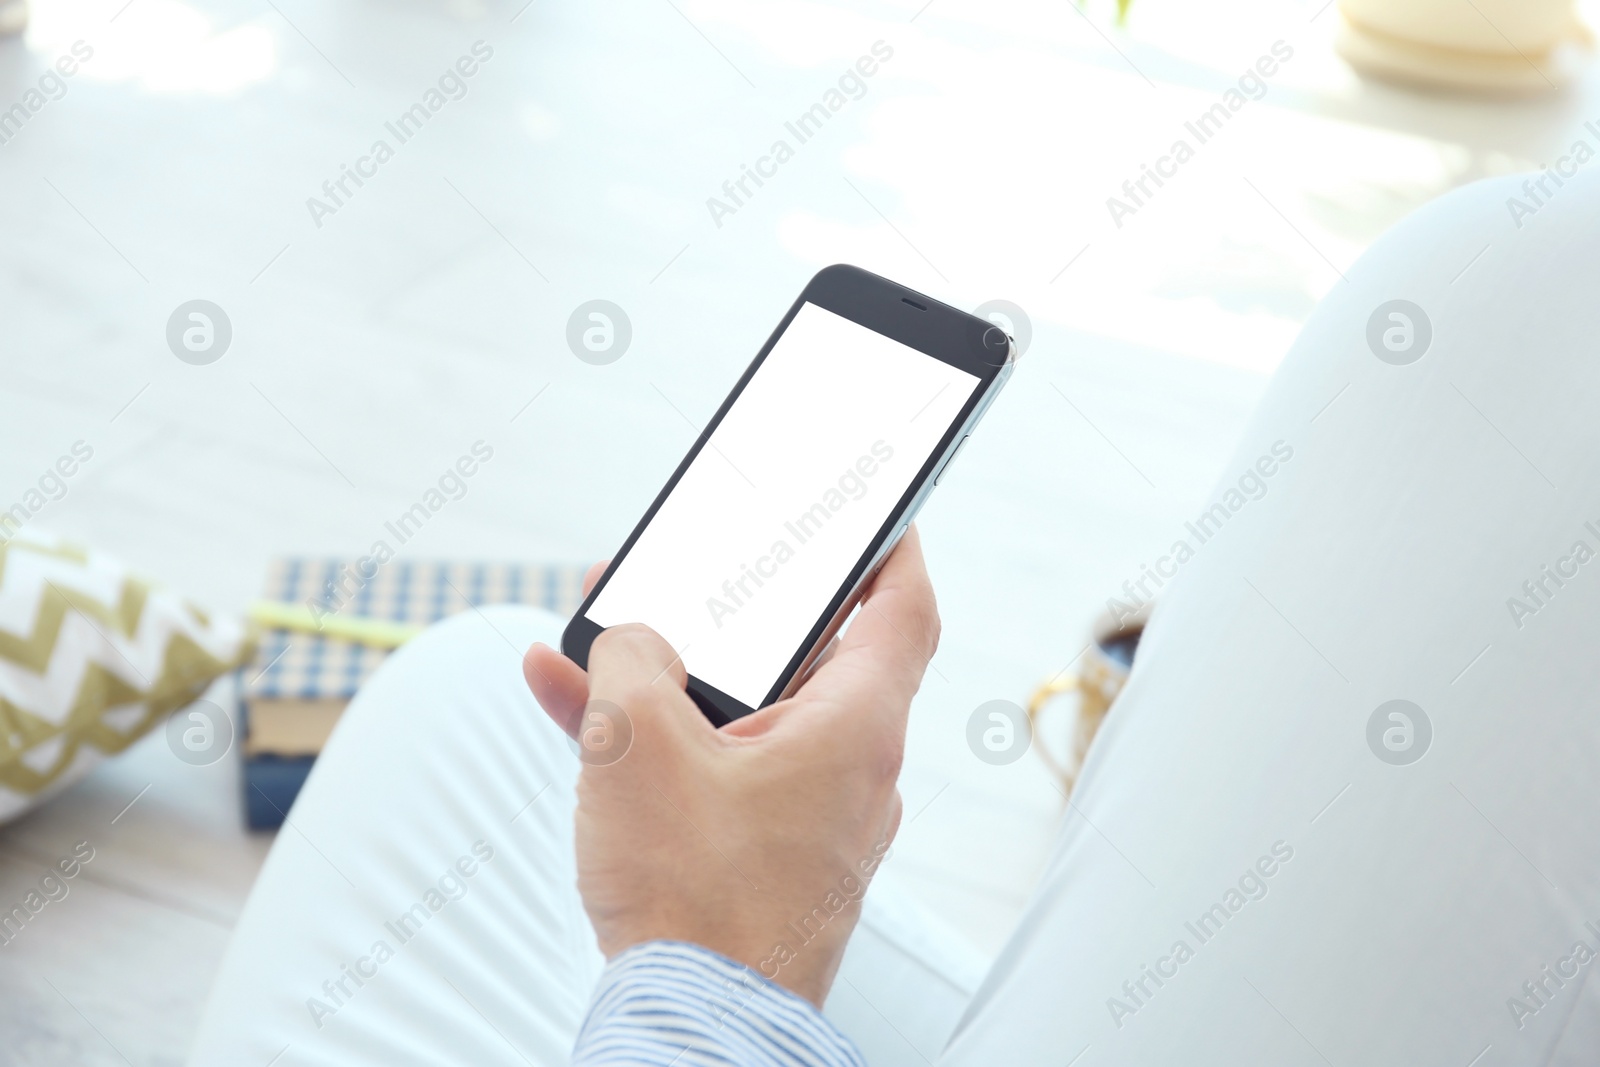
left=240, top=558, right=586, bottom=829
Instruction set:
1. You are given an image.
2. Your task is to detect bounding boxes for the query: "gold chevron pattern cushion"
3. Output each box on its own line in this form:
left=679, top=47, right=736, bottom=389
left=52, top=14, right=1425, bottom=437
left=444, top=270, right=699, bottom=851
left=0, top=533, right=253, bottom=822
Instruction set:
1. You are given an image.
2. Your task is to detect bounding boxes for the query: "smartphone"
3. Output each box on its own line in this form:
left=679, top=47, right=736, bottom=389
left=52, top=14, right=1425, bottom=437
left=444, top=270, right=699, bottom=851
left=562, top=264, right=1015, bottom=725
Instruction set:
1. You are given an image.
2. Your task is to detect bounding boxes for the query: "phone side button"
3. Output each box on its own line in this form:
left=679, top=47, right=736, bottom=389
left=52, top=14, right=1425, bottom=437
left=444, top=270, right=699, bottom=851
left=934, top=435, right=970, bottom=486
left=872, top=523, right=909, bottom=577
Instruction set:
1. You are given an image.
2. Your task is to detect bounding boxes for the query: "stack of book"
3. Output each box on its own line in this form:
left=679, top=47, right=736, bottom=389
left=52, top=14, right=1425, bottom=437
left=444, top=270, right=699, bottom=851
left=239, top=558, right=586, bottom=829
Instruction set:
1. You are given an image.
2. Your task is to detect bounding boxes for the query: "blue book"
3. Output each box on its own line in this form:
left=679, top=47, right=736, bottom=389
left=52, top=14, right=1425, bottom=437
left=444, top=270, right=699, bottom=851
left=238, top=559, right=585, bottom=830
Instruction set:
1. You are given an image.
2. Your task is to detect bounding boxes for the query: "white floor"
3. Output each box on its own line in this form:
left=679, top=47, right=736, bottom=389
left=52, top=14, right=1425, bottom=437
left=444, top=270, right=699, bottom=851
left=3, top=0, right=1598, bottom=1061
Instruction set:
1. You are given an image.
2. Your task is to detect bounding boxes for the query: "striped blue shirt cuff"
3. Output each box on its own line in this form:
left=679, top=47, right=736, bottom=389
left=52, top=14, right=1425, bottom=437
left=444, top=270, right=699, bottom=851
left=572, top=940, right=867, bottom=1067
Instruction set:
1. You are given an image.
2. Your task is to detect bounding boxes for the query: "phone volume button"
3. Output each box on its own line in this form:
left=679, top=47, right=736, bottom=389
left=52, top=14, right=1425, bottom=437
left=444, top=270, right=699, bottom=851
left=872, top=523, right=910, bottom=578
left=935, top=435, right=969, bottom=486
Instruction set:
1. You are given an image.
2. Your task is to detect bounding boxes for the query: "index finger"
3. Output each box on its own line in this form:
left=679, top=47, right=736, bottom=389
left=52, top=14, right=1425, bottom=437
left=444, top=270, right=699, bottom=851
left=783, top=524, right=939, bottom=729
left=583, top=559, right=611, bottom=598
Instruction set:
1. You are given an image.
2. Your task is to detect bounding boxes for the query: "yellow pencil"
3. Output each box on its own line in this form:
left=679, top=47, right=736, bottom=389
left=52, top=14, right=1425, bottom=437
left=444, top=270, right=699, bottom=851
left=247, top=601, right=424, bottom=649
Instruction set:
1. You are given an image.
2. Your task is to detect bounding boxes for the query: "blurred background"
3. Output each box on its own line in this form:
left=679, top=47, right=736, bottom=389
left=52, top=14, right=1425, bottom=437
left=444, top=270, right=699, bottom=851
left=2, top=0, right=1596, bottom=1059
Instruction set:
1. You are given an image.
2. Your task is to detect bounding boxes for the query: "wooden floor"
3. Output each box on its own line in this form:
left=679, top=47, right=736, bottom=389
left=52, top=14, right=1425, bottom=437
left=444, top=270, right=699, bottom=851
left=3, top=0, right=1591, bottom=1059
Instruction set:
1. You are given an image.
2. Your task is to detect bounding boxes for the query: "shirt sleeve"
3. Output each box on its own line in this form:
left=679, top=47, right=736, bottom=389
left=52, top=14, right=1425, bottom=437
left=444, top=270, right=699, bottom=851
left=571, top=940, right=868, bottom=1067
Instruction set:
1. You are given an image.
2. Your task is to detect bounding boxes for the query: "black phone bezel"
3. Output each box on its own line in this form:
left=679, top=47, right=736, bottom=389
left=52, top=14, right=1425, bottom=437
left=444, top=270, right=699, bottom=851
left=560, top=263, right=1008, bottom=726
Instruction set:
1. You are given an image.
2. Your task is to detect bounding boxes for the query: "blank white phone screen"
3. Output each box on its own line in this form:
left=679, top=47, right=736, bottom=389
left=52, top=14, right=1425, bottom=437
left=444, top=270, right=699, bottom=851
left=588, top=301, right=980, bottom=708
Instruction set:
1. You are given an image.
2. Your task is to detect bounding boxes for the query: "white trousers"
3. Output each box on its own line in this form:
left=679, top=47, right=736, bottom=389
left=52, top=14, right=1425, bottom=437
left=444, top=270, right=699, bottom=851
left=193, top=167, right=1600, bottom=1066
left=190, top=602, right=986, bottom=1066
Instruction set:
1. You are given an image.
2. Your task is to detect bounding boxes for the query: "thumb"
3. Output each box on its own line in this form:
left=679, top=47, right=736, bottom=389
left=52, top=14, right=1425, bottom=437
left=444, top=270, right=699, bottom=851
left=584, top=624, right=707, bottom=759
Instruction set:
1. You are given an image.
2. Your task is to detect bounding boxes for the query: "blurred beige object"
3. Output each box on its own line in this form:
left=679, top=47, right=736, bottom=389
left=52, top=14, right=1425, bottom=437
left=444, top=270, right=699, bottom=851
left=0, top=0, right=26, bottom=36
left=1027, top=602, right=1147, bottom=796
left=1337, top=0, right=1591, bottom=93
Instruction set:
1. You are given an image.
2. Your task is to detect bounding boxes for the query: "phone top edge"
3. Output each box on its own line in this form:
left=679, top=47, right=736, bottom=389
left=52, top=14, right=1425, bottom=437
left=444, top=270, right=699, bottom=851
left=799, top=265, right=1011, bottom=382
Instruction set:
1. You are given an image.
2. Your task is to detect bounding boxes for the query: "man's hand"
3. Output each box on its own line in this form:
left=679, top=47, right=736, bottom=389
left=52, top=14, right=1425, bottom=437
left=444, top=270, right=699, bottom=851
left=522, top=526, right=938, bottom=1007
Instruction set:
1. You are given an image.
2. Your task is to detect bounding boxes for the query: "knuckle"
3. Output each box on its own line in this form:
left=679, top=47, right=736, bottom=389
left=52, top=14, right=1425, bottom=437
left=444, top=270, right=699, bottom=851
left=871, top=728, right=906, bottom=783
left=901, top=597, right=940, bottom=665
left=922, top=600, right=942, bottom=657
